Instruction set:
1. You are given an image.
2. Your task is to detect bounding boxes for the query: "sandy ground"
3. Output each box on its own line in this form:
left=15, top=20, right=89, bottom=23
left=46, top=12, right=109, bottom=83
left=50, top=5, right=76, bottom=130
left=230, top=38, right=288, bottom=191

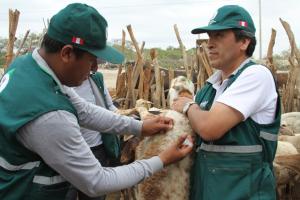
left=100, top=69, right=119, bottom=90
left=0, top=68, right=119, bottom=84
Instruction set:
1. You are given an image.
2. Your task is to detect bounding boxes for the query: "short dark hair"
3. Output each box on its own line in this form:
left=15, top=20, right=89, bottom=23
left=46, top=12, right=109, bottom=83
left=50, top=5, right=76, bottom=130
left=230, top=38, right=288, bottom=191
left=232, top=29, right=256, bottom=57
left=41, top=33, right=86, bottom=58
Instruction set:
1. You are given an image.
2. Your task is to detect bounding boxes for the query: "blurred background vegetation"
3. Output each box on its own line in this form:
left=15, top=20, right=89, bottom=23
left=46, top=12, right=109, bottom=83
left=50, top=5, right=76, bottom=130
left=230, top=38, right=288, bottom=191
left=0, top=32, right=295, bottom=71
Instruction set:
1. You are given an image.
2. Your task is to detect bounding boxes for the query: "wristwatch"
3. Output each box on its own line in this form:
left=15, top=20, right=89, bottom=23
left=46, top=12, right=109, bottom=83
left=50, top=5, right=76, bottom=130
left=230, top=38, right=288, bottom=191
left=182, top=101, right=197, bottom=116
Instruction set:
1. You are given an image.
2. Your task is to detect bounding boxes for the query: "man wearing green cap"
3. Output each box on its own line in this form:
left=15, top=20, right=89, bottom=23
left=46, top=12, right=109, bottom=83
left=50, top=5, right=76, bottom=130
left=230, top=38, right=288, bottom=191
left=172, top=5, right=280, bottom=199
left=0, top=3, right=193, bottom=200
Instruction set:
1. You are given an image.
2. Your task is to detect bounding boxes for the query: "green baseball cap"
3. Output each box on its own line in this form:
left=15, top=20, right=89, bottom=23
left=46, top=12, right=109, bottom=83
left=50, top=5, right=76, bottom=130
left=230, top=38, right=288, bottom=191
left=47, top=3, right=124, bottom=64
left=191, top=5, right=256, bottom=37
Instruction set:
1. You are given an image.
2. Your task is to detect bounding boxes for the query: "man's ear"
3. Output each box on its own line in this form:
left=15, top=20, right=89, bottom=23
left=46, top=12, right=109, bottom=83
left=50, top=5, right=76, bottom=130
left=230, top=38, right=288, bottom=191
left=240, top=38, right=251, bottom=51
left=60, top=45, right=75, bottom=63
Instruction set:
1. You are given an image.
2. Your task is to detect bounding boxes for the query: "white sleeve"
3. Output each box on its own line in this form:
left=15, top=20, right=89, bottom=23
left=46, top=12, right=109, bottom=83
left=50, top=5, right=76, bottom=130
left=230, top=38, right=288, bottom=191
left=64, top=86, right=141, bottom=136
left=16, top=111, right=163, bottom=197
left=216, top=65, right=277, bottom=124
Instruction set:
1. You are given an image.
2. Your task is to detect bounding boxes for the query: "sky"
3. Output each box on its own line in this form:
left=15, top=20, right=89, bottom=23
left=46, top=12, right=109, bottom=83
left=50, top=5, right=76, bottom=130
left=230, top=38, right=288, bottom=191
left=0, top=0, right=299, bottom=59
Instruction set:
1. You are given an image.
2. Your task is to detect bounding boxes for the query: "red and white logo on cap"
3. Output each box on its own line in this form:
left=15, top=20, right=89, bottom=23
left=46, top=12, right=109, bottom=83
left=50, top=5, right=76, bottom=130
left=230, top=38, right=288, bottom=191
left=238, top=21, right=248, bottom=27
left=72, top=37, right=84, bottom=45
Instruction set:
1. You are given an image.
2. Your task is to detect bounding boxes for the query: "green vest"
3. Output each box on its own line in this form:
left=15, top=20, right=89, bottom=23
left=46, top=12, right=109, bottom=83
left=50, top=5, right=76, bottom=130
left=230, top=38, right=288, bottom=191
left=90, top=72, right=121, bottom=160
left=190, top=61, right=281, bottom=200
left=0, top=54, right=77, bottom=200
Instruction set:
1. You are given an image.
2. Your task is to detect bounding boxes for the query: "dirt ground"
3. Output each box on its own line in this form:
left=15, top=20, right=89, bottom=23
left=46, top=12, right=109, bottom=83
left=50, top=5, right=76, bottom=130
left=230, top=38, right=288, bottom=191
left=100, top=69, right=119, bottom=90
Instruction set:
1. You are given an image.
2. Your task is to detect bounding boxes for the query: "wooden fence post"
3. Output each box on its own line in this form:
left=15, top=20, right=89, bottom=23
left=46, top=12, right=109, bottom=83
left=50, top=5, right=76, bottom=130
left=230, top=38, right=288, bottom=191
left=5, top=9, right=20, bottom=69
left=150, top=49, right=161, bottom=108
left=280, top=18, right=300, bottom=112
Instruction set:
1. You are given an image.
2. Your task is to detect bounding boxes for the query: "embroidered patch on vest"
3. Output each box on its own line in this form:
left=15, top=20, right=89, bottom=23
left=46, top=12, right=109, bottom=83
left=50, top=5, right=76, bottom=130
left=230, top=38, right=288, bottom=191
left=0, top=69, right=15, bottom=94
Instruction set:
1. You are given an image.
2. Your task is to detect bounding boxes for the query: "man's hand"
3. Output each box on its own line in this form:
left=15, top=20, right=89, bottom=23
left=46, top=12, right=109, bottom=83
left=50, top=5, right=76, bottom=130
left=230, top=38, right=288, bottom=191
left=158, top=135, right=193, bottom=166
left=141, top=116, right=173, bottom=136
left=171, top=96, right=194, bottom=113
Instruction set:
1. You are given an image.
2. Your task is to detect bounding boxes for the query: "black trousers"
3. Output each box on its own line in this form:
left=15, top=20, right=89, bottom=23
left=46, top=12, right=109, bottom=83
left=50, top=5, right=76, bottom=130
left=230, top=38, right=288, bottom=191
left=65, top=144, right=109, bottom=200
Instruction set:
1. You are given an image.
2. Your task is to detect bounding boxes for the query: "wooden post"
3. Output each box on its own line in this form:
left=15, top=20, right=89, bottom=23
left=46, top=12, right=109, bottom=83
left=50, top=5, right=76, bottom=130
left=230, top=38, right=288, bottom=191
left=140, top=41, right=145, bottom=54
left=115, top=72, right=127, bottom=99
left=280, top=18, right=300, bottom=112
left=15, top=30, right=30, bottom=57
left=138, top=41, right=145, bottom=99
left=5, top=9, right=20, bottom=69
left=174, top=24, right=191, bottom=79
left=125, top=63, right=135, bottom=108
left=168, top=67, right=174, bottom=88
left=143, top=60, right=152, bottom=100
left=161, top=70, right=166, bottom=108
left=116, top=30, right=126, bottom=98
left=126, top=25, right=144, bottom=103
left=150, top=49, right=161, bottom=108
left=199, top=41, right=213, bottom=76
left=266, top=29, right=277, bottom=75
left=126, top=25, right=143, bottom=85
left=121, top=29, right=126, bottom=53
left=196, top=39, right=213, bottom=89
left=150, top=84, right=156, bottom=105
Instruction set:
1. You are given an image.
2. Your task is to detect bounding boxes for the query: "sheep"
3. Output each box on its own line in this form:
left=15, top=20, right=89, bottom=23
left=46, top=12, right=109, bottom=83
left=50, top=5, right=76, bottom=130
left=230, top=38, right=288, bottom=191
left=169, top=75, right=194, bottom=107
left=274, top=154, right=300, bottom=199
left=134, top=99, right=194, bottom=200
left=279, top=135, right=300, bottom=153
left=281, top=112, right=300, bottom=134
left=120, top=76, right=195, bottom=200
left=275, top=141, right=298, bottom=156
left=279, top=125, right=294, bottom=136
left=274, top=140, right=300, bottom=198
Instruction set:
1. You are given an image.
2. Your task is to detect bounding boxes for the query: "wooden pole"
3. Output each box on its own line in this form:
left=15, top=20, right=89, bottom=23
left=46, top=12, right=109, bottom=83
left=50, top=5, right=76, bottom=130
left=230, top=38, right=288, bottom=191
left=196, top=39, right=213, bottom=89
left=161, top=70, right=166, bottom=108
left=126, top=25, right=144, bottom=104
left=143, top=61, right=152, bottom=100
left=140, top=41, right=145, bottom=54
left=168, top=67, right=174, bottom=88
left=266, top=28, right=277, bottom=75
left=15, top=30, right=30, bottom=57
left=199, top=41, right=213, bottom=76
left=125, top=63, right=134, bottom=108
left=174, top=24, right=190, bottom=79
left=116, top=30, right=126, bottom=98
left=121, top=30, right=126, bottom=53
left=138, top=41, right=145, bottom=99
left=280, top=18, right=300, bottom=112
left=150, top=49, right=161, bottom=108
left=5, top=9, right=20, bottom=69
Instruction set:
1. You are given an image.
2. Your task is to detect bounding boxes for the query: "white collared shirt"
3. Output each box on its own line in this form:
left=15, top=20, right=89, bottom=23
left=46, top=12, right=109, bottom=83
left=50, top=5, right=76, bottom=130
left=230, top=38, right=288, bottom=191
left=207, top=59, right=277, bottom=124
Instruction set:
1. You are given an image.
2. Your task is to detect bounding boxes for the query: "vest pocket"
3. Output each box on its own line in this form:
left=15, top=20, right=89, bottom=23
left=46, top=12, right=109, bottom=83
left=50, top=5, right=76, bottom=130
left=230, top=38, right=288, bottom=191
left=29, top=182, right=70, bottom=199
left=205, top=164, right=251, bottom=200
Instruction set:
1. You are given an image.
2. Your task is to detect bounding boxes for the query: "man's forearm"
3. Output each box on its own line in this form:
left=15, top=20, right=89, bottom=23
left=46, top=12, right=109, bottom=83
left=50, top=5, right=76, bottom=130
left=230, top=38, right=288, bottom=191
left=65, top=86, right=142, bottom=136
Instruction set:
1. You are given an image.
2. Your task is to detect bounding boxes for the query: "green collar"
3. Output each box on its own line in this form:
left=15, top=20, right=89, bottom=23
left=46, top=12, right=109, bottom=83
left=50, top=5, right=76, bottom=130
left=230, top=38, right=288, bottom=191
left=207, top=58, right=252, bottom=85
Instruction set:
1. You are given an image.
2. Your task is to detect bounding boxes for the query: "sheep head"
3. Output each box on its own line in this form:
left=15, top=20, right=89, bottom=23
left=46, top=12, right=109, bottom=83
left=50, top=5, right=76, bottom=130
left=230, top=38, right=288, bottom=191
left=169, top=76, right=194, bottom=106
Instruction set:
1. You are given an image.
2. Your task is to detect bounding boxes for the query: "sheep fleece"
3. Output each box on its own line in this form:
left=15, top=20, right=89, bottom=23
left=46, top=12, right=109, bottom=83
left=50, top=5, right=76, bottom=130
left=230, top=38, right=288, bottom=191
left=135, top=110, right=194, bottom=200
